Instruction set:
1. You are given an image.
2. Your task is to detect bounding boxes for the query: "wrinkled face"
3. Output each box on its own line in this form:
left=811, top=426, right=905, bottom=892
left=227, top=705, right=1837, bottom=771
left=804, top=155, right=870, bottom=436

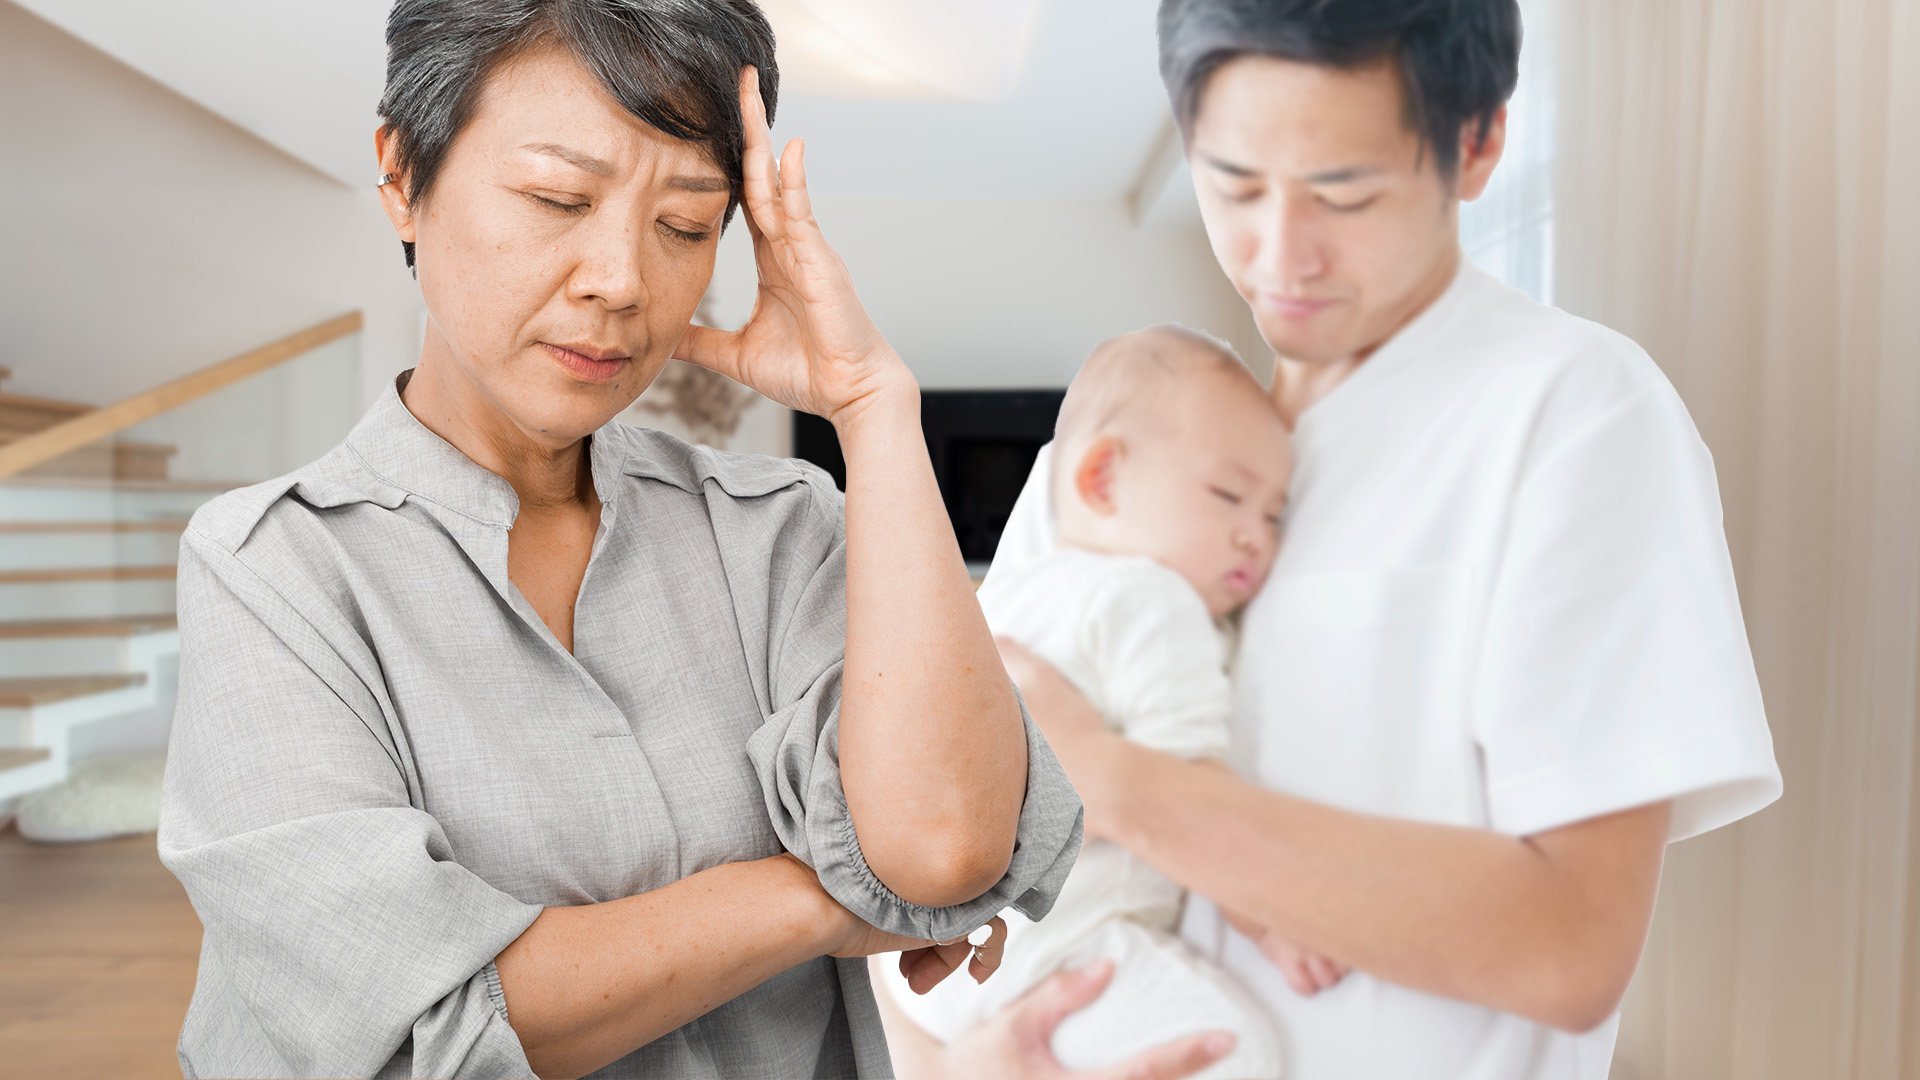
left=1189, top=55, right=1497, bottom=366
left=378, top=42, right=733, bottom=443
left=1103, top=377, right=1293, bottom=620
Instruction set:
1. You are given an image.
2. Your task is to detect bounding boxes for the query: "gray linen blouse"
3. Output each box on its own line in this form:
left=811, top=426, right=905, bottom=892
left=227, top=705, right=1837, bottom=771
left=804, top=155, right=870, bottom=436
left=157, top=367, right=1083, bottom=1079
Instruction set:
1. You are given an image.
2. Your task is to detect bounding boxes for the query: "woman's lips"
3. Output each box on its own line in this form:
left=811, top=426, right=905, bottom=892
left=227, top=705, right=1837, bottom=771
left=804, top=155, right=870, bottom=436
left=541, top=342, right=630, bottom=384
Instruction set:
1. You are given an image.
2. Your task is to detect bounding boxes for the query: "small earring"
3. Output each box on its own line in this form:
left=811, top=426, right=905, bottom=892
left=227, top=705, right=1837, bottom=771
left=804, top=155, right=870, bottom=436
left=376, top=172, right=397, bottom=187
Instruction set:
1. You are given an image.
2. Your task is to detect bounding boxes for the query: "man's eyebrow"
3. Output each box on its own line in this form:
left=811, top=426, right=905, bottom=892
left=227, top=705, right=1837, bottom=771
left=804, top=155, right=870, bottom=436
left=521, top=141, right=728, bottom=192
left=1198, top=153, right=1382, bottom=185
left=1300, top=165, right=1383, bottom=184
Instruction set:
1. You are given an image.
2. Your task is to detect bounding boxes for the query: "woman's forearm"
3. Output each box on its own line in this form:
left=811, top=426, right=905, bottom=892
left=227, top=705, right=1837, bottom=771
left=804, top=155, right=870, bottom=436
left=494, top=854, right=831, bottom=1079
left=832, top=372, right=1026, bottom=908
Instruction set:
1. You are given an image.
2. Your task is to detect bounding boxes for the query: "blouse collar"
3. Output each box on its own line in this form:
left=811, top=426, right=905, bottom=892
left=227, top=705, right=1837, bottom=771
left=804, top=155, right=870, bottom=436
left=343, top=366, right=628, bottom=530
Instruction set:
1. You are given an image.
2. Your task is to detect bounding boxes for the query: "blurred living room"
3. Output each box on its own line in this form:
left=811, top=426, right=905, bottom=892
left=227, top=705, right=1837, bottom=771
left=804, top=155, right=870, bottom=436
left=0, top=0, right=1914, bottom=1077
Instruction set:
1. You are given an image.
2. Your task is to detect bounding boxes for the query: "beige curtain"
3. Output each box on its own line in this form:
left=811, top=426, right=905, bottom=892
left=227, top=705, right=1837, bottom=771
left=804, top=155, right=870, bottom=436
left=1548, top=1, right=1920, bottom=1076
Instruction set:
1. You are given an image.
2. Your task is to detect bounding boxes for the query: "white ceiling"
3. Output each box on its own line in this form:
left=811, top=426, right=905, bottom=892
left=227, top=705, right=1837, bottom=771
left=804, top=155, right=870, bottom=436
left=14, top=0, right=1196, bottom=209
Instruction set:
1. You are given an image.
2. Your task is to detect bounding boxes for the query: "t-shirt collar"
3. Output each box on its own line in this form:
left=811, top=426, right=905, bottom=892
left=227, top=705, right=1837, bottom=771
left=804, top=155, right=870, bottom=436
left=1292, top=249, right=1486, bottom=439
left=343, top=366, right=627, bottom=530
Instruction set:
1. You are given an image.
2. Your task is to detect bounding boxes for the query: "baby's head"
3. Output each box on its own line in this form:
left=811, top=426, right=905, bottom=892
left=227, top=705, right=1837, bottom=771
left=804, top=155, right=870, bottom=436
left=1052, top=325, right=1292, bottom=619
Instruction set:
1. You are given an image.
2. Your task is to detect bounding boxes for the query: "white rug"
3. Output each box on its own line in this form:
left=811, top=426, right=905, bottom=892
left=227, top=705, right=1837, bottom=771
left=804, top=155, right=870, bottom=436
left=15, top=751, right=166, bottom=843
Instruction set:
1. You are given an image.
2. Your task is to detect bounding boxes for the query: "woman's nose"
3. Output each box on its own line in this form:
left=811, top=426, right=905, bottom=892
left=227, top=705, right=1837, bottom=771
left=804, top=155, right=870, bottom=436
left=566, top=223, right=651, bottom=312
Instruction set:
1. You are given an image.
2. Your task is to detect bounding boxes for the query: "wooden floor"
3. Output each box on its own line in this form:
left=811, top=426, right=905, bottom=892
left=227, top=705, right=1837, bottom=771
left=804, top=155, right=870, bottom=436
left=0, top=822, right=201, bottom=1078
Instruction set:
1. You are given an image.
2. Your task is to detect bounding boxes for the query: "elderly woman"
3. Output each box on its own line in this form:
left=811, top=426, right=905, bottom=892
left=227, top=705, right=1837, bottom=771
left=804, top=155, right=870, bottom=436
left=154, top=2, right=1081, bottom=1078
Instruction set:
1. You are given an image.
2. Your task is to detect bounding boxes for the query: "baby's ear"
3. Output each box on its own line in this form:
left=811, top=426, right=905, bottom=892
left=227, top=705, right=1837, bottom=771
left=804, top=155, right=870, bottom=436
left=1074, top=436, right=1123, bottom=515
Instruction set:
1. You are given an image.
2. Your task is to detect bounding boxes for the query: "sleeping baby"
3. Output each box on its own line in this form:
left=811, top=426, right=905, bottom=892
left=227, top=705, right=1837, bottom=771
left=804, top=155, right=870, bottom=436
left=875, top=324, right=1294, bottom=1078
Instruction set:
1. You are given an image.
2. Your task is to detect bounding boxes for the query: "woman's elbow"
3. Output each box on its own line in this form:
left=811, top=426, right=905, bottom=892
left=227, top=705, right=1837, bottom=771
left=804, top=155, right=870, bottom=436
left=867, top=828, right=1014, bottom=909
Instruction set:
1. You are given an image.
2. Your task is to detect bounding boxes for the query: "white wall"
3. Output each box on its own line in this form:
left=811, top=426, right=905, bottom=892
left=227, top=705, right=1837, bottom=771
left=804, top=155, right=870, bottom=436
left=0, top=1, right=421, bottom=425
left=2, top=0, right=1260, bottom=465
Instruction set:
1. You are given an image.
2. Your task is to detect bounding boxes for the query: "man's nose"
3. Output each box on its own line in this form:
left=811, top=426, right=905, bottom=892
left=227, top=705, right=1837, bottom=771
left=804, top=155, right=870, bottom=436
left=1253, top=194, right=1327, bottom=283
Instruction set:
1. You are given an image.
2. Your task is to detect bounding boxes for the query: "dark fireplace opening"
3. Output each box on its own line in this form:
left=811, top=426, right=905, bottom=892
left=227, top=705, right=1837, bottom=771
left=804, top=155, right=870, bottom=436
left=792, top=389, right=1066, bottom=570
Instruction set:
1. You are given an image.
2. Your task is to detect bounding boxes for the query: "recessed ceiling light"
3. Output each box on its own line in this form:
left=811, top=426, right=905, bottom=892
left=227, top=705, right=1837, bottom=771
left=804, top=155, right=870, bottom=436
left=759, top=0, right=1043, bottom=102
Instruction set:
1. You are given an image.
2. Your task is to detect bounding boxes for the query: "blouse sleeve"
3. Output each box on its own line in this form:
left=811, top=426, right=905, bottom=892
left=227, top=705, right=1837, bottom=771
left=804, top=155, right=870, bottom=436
left=158, top=528, right=544, bottom=1078
left=724, top=463, right=1084, bottom=943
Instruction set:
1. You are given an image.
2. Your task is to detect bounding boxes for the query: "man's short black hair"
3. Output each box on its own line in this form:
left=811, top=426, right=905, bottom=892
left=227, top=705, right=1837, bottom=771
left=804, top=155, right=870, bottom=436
left=378, top=0, right=778, bottom=275
left=1157, top=0, right=1521, bottom=177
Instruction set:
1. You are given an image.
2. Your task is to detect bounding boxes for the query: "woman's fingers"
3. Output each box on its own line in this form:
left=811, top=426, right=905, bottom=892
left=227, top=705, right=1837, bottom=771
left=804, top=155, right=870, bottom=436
left=736, top=66, right=784, bottom=242
left=967, top=917, right=1008, bottom=983
left=900, top=940, right=974, bottom=995
left=779, top=138, right=816, bottom=233
left=670, top=323, right=743, bottom=382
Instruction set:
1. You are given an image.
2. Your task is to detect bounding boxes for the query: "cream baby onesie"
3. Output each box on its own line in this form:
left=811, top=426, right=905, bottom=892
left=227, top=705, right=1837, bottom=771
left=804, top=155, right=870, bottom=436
left=876, top=547, right=1283, bottom=1078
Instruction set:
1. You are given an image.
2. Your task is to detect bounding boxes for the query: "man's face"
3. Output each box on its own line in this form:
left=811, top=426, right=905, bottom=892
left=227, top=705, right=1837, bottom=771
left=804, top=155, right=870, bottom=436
left=1188, top=55, right=1502, bottom=366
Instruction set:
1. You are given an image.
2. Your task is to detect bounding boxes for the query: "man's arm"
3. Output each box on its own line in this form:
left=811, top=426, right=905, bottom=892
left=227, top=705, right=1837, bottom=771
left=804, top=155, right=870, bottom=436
left=1093, top=737, right=1669, bottom=1033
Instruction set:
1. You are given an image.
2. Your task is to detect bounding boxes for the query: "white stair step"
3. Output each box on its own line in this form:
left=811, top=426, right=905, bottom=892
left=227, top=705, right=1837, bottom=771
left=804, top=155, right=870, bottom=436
left=0, top=619, right=177, bottom=679
left=0, top=530, right=183, bottom=569
left=0, top=580, right=176, bottom=620
left=0, top=484, right=232, bottom=522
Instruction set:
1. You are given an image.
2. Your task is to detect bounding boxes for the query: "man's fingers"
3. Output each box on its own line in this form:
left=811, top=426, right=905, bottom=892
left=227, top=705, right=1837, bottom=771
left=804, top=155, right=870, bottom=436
left=1012, top=957, right=1116, bottom=1038
left=968, top=917, right=1008, bottom=983
left=1092, top=1031, right=1238, bottom=1080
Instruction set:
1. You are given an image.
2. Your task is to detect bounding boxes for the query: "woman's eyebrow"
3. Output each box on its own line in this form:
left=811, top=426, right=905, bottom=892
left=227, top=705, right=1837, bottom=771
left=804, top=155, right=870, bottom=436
left=520, top=141, right=727, bottom=192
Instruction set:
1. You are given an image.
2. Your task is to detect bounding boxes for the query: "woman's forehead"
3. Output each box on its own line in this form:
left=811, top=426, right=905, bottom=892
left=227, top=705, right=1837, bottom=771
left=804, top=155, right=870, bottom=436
left=461, top=42, right=726, bottom=181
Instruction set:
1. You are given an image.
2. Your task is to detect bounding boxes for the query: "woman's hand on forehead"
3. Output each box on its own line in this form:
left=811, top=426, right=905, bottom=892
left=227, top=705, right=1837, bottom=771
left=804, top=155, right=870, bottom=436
left=671, top=67, right=913, bottom=428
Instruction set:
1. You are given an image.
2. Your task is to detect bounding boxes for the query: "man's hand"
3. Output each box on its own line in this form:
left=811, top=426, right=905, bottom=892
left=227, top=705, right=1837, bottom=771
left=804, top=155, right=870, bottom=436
left=942, top=958, right=1238, bottom=1079
left=1218, top=903, right=1351, bottom=996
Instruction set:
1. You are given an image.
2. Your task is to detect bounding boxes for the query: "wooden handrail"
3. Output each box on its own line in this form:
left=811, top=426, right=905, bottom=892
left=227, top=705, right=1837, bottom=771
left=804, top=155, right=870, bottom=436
left=0, top=311, right=363, bottom=480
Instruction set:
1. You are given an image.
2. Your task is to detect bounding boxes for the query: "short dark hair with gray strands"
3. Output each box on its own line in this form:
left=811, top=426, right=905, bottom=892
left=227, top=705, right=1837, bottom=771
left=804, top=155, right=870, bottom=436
left=377, top=0, right=778, bottom=275
left=1157, top=0, right=1520, bottom=179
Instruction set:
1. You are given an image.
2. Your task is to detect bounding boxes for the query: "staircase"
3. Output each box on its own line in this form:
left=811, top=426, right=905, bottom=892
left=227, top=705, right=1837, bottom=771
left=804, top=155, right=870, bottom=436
left=0, top=314, right=362, bottom=812
left=0, top=363, right=251, bottom=804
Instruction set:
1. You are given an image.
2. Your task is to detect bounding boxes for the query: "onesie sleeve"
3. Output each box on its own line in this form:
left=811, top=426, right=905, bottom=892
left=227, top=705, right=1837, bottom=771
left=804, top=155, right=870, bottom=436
left=718, top=463, right=1084, bottom=942
left=158, top=528, right=543, bottom=1079
left=1082, top=561, right=1235, bottom=760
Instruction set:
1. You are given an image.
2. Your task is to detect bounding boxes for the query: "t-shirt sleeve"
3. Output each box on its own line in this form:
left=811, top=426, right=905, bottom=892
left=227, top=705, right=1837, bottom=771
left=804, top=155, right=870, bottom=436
left=158, top=529, right=544, bottom=1078
left=980, top=441, right=1060, bottom=592
left=730, top=466, right=1084, bottom=942
left=1083, top=564, right=1234, bottom=760
left=1470, top=383, right=1783, bottom=842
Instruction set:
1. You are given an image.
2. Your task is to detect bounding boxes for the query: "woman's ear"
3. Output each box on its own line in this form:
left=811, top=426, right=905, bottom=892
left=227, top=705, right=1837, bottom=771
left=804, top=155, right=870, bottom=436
left=1073, top=436, right=1123, bottom=516
left=372, top=125, right=417, bottom=243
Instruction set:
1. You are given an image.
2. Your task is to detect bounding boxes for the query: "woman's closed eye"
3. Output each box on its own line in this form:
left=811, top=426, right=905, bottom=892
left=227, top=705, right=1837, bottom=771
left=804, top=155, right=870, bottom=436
left=524, top=193, right=712, bottom=243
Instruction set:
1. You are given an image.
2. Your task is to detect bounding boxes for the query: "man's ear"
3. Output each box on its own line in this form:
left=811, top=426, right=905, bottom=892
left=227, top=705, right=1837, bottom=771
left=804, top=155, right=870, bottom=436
left=1455, top=104, right=1508, bottom=203
left=1074, top=436, right=1123, bottom=516
left=373, top=124, right=417, bottom=243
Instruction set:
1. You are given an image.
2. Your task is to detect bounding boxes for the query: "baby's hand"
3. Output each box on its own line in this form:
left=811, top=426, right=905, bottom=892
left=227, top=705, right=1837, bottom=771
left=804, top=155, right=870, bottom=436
left=1218, top=904, right=1351, bottom=996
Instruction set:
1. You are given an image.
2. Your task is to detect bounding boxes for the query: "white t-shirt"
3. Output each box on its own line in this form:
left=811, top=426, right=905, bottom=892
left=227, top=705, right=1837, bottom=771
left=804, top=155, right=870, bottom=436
left=986, top=254, right=1783, bottom=1079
